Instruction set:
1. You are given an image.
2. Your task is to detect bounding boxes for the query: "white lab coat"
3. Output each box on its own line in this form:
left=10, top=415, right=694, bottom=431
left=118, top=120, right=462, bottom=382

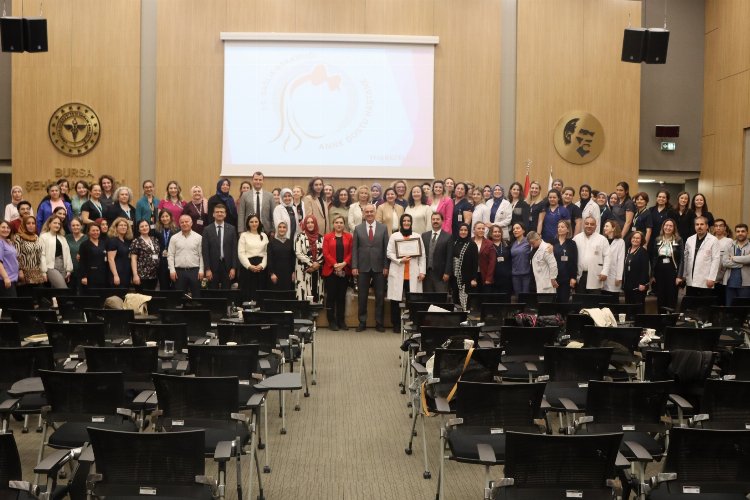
left=486, top=199, right=512, bottom=239
left=532, top=240, right=558, bottom=293
left=580, top=199, right=601, bottom=231
left=386, top=232, right=427, bottom=301
left=602, top=238, right=625, bottom=292
left=573, top=232, right=611, bottom=290
left=683, top=233, right=721, bottom=288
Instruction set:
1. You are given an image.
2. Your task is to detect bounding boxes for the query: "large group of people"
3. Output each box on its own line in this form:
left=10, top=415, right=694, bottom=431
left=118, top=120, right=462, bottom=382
left=1, top=173, right=749, bottom=331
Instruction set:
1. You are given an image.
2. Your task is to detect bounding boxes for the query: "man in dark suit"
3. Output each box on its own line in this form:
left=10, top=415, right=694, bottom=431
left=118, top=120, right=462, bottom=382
left=201, top=203, right=238, bottom=290
left=421, top=212, right=453, bottom=293
left=237, top=171, right=275, bottom=233
left=352, top=204, right=390, bottom=332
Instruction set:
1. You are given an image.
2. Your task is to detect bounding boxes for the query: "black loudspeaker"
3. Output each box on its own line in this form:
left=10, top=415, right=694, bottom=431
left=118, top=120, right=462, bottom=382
left=621, top=28, right=647, bottom=63
left=644, top=28, right=669, bottom=64
left=23, top=17, right=47, bottom=52
left=0, top=17, right=24, bottom=52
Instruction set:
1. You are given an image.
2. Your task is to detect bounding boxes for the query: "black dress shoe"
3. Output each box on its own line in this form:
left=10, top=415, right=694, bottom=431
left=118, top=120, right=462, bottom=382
left=329, top=323, right=339, bottom=331
left=375, top=324, right=385, bottom=332
left=339, top=324, right=349, bottom=331
left=356, top=324, right=366, bottom=332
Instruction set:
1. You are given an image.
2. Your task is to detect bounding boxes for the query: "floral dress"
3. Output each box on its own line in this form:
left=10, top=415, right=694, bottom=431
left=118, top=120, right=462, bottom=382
left=129, top=235, right=161, bottom=280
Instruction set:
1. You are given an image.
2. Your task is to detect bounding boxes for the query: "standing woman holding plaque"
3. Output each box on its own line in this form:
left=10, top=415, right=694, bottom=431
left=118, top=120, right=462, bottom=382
left=386, top=214, right=426, bottom=332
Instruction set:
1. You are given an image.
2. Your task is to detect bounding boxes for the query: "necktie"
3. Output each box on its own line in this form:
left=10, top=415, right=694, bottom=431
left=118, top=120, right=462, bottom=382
left=429, top=232, right=437, bottom=266
left=256, top=192, right=261, bottom=215
left=218, top=225, right=223, bottom=260
left=368, top=225, right=374, bottom=242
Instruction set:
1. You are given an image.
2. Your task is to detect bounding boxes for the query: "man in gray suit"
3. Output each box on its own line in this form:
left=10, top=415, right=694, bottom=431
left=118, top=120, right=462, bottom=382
left=201, top=203, right=238, bottom=290
left=238, top=171, right=274, bottom=233
left=352, top=204, right=390, bottom=332
left=421, top=212, right=453, bottom=293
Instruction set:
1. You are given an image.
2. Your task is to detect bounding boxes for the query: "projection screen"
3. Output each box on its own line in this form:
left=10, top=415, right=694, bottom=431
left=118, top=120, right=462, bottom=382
left=221, top=33, right=437, bottom=179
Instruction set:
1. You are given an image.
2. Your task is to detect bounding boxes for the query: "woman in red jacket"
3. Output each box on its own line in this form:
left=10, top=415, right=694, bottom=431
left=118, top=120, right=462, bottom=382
left=322, top=215, right=353, bottom=331
left=473, top=221, right=496, bottom=292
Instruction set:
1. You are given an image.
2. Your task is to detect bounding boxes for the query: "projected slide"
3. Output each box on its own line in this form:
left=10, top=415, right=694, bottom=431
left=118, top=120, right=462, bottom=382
left=221, top=37, right=435, bottom=178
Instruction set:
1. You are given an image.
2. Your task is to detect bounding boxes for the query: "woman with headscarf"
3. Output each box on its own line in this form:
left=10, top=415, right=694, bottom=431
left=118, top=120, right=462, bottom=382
left=450, top=223, right=478, bottom=310
left=370, top=183, right=384, bottom=207
left=267, top=221, right=296, bottom=291
left=273, top=188, right=299, bottom=242
left=207, top=178, right=238, bottom=228
left=294, top=215, right=324, bottom=302
left=323, top=215, right=353, bottom=330
left=486, top=184, right=512, bottom=240
left=182, top=186, right=209, bottom=235
left=12, top=215, right=46, bottom=296
left=386, top=214, right=426, bottom=332
left=4, top=185, right=27, bottom=222
left=238, top=214, right=268, bottom=302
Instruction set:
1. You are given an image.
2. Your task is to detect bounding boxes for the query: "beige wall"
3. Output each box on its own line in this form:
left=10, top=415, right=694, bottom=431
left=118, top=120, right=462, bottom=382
left=515, top=0, right=641, bottom=194
left=154, top=0, right=503, bottom=198
left=700, top=0, right=749, bottom=228
left=11, top=0, right=141, bottom=207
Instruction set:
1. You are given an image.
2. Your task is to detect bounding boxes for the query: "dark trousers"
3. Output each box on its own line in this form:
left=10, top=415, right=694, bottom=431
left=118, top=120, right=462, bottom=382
left=175, top=267, right=200, bottom=297
left=325, top=274, right=348, bottom=327
left=391, top=280, right=410, bottom=331
left=653, top=261, right=678, bottom=311
left=357, top=270, right=385, bottom=326
left=714, top=284, right=726, bottom=306
left=208, top=260, right=232, bottom=290
left=575, top=272, right=589, bottom=294
left=624, top=289, right=646, bottom=306
left=0, top=282, right=17, bottom=297
left=158, top=257, right=173, bottom=290
left=686, top=286, right=715, bottom=297
left=726, top=286, right=750, bottom=306
left=556, top=282, right=571, bottom=303
left=423, top=272, right=449, bottom=294
left=135, top=279, right=158, bottom=293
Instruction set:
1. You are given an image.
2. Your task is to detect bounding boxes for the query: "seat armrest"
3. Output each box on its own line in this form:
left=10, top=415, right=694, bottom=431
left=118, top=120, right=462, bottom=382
left=476, top=443, right=498, bottom=464
left=230, top=412, right=250, bottom=423
left=434, top=397, right=450, bottom=413
left=623, top=440, right=654, bottom=462
left=258, top=358, right=272, bottom=371
left=246, top=392, right=264, bottom=409
left=445, top=417, right=464, bottom=429
left=524, top=362, right=538, bottom=373
left=8, top=481, right=33, bottom=494
left=411, top=361, right=427, bottom=376
left=279, top=339, right=290, bottom=348
left=0, top=398, right=19, bottom=412
left=78, top=445, right=95, bottom=463
left=540, top=399, right=550, bottom=410
left=668, top=393, right=693, bottom=411
left=288, top=334, right=300, bottom=343
left=175, top=360, right=189, bottom=373
left=116, top=408, right=136, bottom=420
left=214, top=440, right=234, bottom=462
left=133, top=391, right=155, bottom=405
left=478, top=339, right=494, bottom=348
left=615, top=452, right=630, bottom=468
left=497, top=363, right=507, bottom=373
left=34, top=448, right=74, bottom=475
left=557, top=397, right=579, bottom=412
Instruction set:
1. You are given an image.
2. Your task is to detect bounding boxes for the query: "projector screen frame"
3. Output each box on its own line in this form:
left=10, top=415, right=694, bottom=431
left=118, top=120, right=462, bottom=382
left=220, top=32, right=439, bottom=46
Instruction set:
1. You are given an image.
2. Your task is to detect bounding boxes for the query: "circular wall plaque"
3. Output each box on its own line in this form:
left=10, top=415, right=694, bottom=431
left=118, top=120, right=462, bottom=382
left=48, top=103, right=101, bottom=157
left=553, top=111, right=604, bottom=164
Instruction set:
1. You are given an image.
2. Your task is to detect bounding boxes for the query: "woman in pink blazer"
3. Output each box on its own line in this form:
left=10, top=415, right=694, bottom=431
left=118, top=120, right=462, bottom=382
left=429, top=180, right=454, bottom=234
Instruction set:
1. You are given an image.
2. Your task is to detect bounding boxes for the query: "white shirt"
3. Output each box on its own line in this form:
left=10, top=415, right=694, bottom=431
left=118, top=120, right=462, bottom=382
left=573, top=231, right=611, bottom=290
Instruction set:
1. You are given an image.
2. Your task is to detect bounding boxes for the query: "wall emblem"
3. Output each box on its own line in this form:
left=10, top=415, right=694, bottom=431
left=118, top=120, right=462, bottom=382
left=48, top=103, right=101, bottom=156
left=553, top=111, right=604, bottom=164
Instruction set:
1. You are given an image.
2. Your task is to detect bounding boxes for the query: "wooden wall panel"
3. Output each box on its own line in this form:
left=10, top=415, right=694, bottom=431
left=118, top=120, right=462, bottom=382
left=713, top=185, right=742, bottom=227
left=12, top=0, right=140, bottom=207
left=515, top=0, right=640, bottom=193
left=705, top=0, right=717, bottom=33
left=703, top=30, right=718, bottom=136
left=698, top=134, right=715, bottom=200
left=433, top=0, right=501, bottom=183
left=155, top=0, right=502, bottom=196
left=716, top=0, right=750, bottom=80
left=714, top=72, right=749, bottom=187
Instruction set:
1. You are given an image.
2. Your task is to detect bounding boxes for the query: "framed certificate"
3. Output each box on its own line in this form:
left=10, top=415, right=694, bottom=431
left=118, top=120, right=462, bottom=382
left=396, top=239, right=422, bottom=258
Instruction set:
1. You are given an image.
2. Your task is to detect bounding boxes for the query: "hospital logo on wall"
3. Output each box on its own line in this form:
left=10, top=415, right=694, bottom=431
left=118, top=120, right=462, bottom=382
left=48, top=103, right=101, bottom=157
left=553, top=111, right=604, bottom=165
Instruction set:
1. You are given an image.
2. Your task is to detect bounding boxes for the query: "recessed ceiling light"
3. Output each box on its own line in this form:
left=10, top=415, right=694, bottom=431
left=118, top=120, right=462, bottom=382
left=638, top=178, right=657, bottom=183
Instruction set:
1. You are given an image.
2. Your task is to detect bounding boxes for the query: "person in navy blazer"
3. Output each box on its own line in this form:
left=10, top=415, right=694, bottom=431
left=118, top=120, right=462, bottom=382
left=201, top=203, right=238, bottom=290
left=352, top=204, right=390, bottom=331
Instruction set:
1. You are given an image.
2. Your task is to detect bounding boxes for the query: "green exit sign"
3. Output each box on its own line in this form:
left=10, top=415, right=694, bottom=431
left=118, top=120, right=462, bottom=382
left=661, top=141, right=676, bottom=151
